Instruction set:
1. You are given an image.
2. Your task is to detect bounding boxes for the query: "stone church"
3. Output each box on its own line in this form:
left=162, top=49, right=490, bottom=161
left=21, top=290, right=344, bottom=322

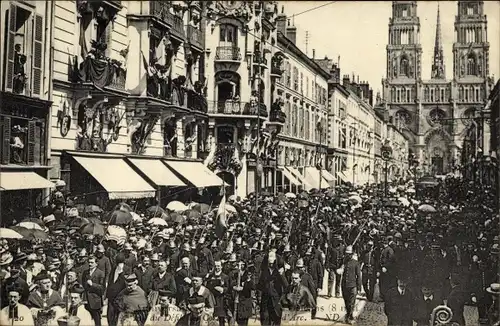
left=379, top=1, right=494, bottom=175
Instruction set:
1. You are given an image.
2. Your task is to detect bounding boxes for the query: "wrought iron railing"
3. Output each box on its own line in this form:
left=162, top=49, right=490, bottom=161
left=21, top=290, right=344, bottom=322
left=187, top=25, right=204, bottom=49
left=215, top=46, right=241, bottom=61
left=207, top=100, right=268, bottom=117
left=170, top=15, right=185, bottom=37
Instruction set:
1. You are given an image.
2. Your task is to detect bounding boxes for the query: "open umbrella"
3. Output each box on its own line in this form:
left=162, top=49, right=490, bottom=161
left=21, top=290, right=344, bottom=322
left=348, top=195, right=362, bottom=205
left=406, top=188, right=416, bottom=194
left=285, top=192, right=296, bottom=199
left=67, top=217, right=90, bottom=228
left=105, top=225, right=127, bottom=244
left=193, top=203, right=211, bottom=214
left=146, top=206, right=166, bottom=217
left=398, top=197, right=411, bottom=207
left=0, top=228, right=23, bottom=239
left=114, top=203, right=132, bottom=213
left=185, top=210, right=202, bottom=219
left=224, top=204, right=237, bottom=214
left=418, top=204, right=436, bottom=213
left=80, top=221, right=105, bottom=236
left=16, top=222, right=44, bottom=231
left=130, top=212, right=142, bottom=222
left=166, top=201, right=187, bottom=212
left=20, top=218, right=45, bottom=226
left=148, top=218, right=168, bottom=226
left=10, top=226, right=48, bottom=240
left=108, top=210, right=133, bottom=225
left=82, top=205, right=103, bottom=215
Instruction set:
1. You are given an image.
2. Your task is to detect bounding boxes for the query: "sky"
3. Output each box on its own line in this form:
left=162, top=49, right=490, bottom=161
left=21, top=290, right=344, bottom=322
left=278, top=1, right=500, bottom=96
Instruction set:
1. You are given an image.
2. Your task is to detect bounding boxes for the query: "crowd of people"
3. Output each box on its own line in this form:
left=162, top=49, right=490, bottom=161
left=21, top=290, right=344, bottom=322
left=0, top=177, right=499, bottom=326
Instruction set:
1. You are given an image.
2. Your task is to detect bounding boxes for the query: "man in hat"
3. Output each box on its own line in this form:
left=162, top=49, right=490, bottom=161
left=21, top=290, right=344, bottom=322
left=205, top=260, right=229, bottom=326
left=60, top=271, right=79, bottom=304
left=379, top=236, right=396, bottom=301
left=123, top=243, right=137, bottom=268
left=114, top=274, right=149, bottom=326
left=257, top=251, right=288, bottom=326
left=487, top=283, right=500, bottom=325
left=176, top=295, right=218, bottom=326
left=179, top=243, right=199, bottom=272
left=150, top=253, right=160, bottom=269
left=144, top=290, right=184, bottom=326
left=74, top=248, right=89, bottom=284
left=27, top=273, right=65, bottom=326
left=360, top=240, right=377, bottom=302
left=384, top=274, right=414, bottom=326
left=95, top=244, right=112, bottom=283
left=282, top=270, right=316, bottom=312
left=412, top=279, right=444, bottom=326
left=150, top=259, right=177, bottom=306
left=327, top=234, right=344, bottom=298
left=82, top=255, right=106, bottom=326
left=106, top=253, right=131, bottom=326
left=1, top=267, right=30, bottom=307
left=67, top=284, right=94, bottom=326
left=13, top=252, right=29, bottom=281
left=196, top=237, right=214, bottom=277
left=0, top=288, right=34, bottom=326
left=447, top=273, right=467, bottom=326
left=341, top=246, right=362, bottom=324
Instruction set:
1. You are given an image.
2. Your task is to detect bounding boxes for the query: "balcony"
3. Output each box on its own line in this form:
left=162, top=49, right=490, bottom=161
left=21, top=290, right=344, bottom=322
left=187, top=25, right=204, bottom=50
left=207, top=100, right=268, bottom=118
left=187, top=88, right=208, bottom=114
left=207, top=143, right=243, bottom=175
left=170, top=15, right=185, bottom=39
left=269, top=109, right=286, bottom=123
left=73, top=41, right=126, bottom=91
left=215, top=46, right=242, bottom=62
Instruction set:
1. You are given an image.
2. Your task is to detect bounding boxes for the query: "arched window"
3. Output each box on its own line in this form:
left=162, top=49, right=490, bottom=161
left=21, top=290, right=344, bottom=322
left=467, top=53, right=477, bottom=76
left=475, top=88, right=480, bottom=102
left=436, top=87, right=440, bottom=102
left=400, top=55, right=410, bottom=77
left=305, top=110, right=310, bottom=140
left=219, top=24, right=238, bottom=46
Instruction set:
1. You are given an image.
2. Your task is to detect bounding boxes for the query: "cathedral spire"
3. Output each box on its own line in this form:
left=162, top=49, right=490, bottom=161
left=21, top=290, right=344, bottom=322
left=431, top=3, right=445, bottom=79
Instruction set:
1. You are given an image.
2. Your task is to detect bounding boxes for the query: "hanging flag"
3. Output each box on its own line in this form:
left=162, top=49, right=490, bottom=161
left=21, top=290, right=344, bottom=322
left=215, top=190, right=227, bottom=239
left=141, top=51, right=149, bottom=71
left=79, top=24, right=88, bottom=59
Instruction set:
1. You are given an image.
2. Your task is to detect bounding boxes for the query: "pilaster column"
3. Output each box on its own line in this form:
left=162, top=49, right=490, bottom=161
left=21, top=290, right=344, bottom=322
left=176, top=119, right=185, bottom=157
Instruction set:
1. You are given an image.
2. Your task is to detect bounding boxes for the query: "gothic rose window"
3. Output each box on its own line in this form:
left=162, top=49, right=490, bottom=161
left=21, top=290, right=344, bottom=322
left=428, top=108, right=446, bottom=126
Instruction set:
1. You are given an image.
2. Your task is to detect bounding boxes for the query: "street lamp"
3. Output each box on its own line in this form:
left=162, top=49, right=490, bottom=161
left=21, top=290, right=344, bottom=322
left=381, top=142, right=393, bottom=197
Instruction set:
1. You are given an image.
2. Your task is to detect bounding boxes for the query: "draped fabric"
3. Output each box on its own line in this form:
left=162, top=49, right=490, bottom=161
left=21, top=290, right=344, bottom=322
left=79, top=57, right=115, bottom=89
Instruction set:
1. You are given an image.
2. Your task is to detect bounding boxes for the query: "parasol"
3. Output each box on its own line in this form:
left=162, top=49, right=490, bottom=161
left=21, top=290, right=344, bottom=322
left=130, top=212, right=142, bottom=222
left=0, top=228, right=23, bottom=239
left=185, top=209, right=201, bottom=219
left=105, top=225, right=127, bottom=244
left=11, top=226, right=48, bottom=240
left=192, top=203, right=211, bottom=214
left=20, top=218, right=45, bottom=226
left=418, top=204, right=436, bottom=213
left=406, top=188, right=416, bottom=194
left=79, top=221, right=105, bottom=236
left=66, top=217, right=90, bottom=228
left=148, top=218, right=168, bottom=226
left=108, top=210, right=133, bottom=225
left=146, top=205, right=166, bottom=217
left=16, top=221, right=44, bottom=231
left=82, top=205, right=103, bottom=214
left=114, top=202, right=133, bottom=213
left=166, top=201, right=188, bottom=212
left=348, top=195, right=362, bottom=205
left=398, top=197, right=411, bottom=207
left=285, top=192, right=296, bottom=199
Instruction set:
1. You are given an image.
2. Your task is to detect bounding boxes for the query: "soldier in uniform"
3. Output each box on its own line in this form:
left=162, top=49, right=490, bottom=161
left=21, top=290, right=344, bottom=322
left=341, top=246, right=362, bottom=325
left=295, top=258, right=317, bottom=319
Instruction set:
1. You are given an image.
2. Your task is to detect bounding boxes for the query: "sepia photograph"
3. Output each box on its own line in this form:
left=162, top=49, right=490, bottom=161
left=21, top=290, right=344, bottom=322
left=0, top=1, right=499, bottom=325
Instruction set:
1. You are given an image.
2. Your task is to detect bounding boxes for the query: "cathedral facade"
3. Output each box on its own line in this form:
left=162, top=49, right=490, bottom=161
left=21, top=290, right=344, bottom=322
left=381, top=1, right=493, bottom=175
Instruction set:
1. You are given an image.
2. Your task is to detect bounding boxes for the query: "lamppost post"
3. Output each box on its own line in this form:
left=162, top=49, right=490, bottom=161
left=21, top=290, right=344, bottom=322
left=381, top=142, right=393, bottom=197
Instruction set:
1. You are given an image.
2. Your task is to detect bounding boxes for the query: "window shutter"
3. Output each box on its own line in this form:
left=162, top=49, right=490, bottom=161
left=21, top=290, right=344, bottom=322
left=27, top=120, right=36, bottom=165
left=4, top=5, right=17, bottom=92
left=32, top=14, right=44, bottom=97
left=2, top=117, right=12, bottom=164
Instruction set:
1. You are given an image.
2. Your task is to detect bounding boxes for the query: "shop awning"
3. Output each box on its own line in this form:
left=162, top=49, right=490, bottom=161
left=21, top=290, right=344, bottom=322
left=0, top=171, right=55, bottom=191
left=163, top=160, right=225, bottom=188
left=279, top=167, right=301, bottom=186
left=287, top=167, right=314, bottom=189
left=72, top=155, right=156, bottom=200
left=321, top=169, right=336, bottom=182
left=127, top=158, right=186, bottom=187
left=337, top=171, right=350, bottom=183
left=304, top=167, right=330, bottom=189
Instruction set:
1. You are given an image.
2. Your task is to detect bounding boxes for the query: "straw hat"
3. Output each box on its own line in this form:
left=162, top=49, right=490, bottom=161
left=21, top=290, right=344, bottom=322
left=0, top=252, right=13, bottom=266
left=487, top=283, right=500, bottom=295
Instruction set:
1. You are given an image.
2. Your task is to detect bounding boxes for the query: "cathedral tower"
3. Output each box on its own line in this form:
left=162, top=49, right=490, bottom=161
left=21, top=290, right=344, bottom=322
left=431, top=4, right=445, bottom=79
left=386, top=1, right=422, bottom=81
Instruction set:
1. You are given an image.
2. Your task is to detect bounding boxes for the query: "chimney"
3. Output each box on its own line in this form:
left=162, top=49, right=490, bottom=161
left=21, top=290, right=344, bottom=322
left=312, top=49, right=315, bottom=59
left=342, top=75, right=350, bottom=88
left=286, top=19, right=297, bottom=44
left=276, top=6, right=287, bottom=35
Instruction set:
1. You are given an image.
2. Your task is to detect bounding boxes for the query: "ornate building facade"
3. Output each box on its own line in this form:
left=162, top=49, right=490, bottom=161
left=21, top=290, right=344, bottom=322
left=48, top=0, right=224, bottom=207
left=0, top=1, right=55, bottom=219
left=202, top=1, right=286, bottom=197
left=380, top=1, right=494, bottom=176
left=272, top=11, right=331, bottom=193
